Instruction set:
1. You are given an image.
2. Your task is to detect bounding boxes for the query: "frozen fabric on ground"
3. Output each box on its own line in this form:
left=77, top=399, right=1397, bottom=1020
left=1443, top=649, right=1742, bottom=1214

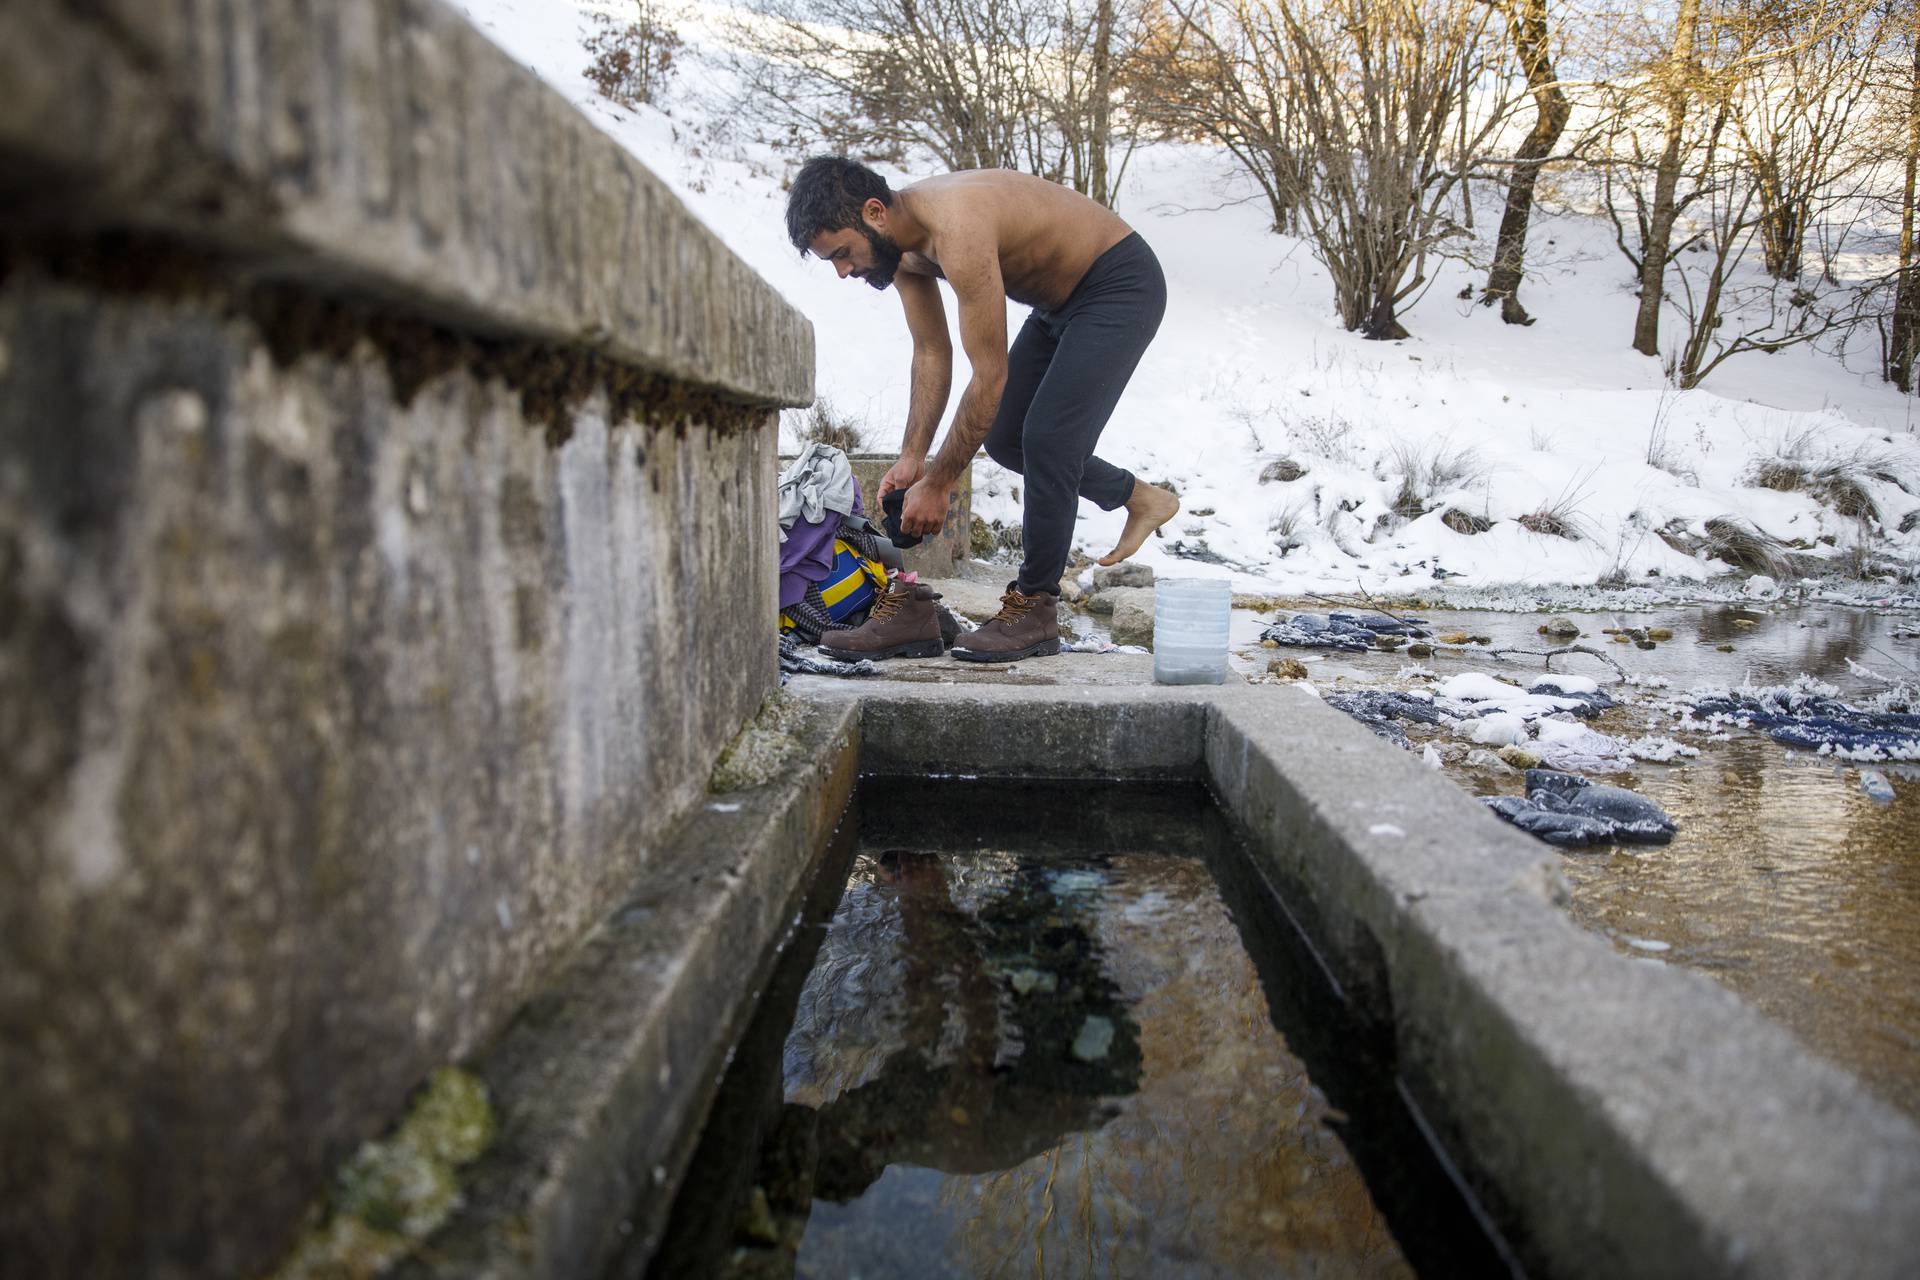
left=1670, top=677, right=1920, bottom=762
left=1486, top=770, right=1679, bottom=847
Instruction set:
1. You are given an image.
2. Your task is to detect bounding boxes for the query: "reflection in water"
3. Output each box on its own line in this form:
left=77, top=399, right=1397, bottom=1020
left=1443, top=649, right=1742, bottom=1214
left=647, top=783, right=1481, bottom=1279
left=1300, top=603, right=1920, bottom=1117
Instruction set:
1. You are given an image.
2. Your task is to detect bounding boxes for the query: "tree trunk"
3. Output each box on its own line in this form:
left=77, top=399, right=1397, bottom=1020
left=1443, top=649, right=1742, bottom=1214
left=1633, top=0, right=1702, bottom=358
left=1890, top=22, right=1920, bottom=391
left=1089, top=0, right=1114, bottom=206
left=1482, top=0, right=1570, bottom=325
left=1752, top=150, right=1802, bottom=280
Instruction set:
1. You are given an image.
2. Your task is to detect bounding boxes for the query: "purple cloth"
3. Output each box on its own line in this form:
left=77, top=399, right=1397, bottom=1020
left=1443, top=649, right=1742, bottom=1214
left=779, top=476, right=865, bottom=609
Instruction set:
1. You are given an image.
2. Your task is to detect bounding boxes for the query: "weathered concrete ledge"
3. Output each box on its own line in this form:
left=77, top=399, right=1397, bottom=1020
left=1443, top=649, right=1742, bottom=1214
left=785, top=677, right=1920, bottom=1278
left=392, top=698, right=859, bottom=1280
left=1, top=3, right=815, bottom=1273
left=0, top=0, right=812, bottom=407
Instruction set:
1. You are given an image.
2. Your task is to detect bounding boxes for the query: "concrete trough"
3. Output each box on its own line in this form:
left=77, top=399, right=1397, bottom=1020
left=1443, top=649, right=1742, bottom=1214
left=420, top=675, right=1920, bottom=1280
left=794, top=677, right=1920, bottom=1280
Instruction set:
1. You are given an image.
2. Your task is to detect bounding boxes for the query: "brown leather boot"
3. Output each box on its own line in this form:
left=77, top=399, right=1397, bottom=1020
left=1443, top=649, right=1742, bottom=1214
left=951, top=584, right=1061, bottom=662
left=817, top=580, right=944, bottom=661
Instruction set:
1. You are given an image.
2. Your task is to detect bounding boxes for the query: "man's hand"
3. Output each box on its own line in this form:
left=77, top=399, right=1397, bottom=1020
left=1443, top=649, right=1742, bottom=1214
left=876, top=453, right=926, bottom=503
left=901, top=476, right=951, bottom=537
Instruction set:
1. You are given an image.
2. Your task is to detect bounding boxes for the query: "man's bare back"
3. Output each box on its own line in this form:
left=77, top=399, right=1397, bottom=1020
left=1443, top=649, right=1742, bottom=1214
left=890, top=170, right=1134, bottom=312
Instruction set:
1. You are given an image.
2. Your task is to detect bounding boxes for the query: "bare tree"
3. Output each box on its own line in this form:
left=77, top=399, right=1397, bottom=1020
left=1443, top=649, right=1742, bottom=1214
left=726, top=0, right=1145, bottom=205
left=1165, top=0, right=1519, bottom=338
left=1888, top=4, right=1920, bottom=389
left=1480, top=0, right=1572, bottom=325
left=1734, top=13, right=1884, bottom=281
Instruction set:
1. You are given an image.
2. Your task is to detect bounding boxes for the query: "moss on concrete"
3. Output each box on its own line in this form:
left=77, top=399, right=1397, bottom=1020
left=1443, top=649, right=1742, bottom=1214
left=270, top=1068, right=495, bottom=1279
left=709, top=690, right=814, bottom=793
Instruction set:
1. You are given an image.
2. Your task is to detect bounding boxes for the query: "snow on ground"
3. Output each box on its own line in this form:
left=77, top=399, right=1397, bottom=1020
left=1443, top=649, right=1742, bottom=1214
left=456, top=1, right=1920, bottom=598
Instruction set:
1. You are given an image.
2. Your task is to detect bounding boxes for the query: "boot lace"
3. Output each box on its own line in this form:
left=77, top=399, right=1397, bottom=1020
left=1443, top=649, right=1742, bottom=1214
left=991, top=589, right=1042, bottom=624
left=869, top=581, right=912, bottom=621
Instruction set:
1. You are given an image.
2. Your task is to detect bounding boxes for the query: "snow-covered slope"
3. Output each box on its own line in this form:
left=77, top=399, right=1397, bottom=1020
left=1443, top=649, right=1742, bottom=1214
left=455, top=0, right=1920, bottom=597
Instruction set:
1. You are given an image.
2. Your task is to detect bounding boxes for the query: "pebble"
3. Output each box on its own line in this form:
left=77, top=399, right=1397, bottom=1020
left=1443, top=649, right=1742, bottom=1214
left=1861, top=771, right=1896, bottom=804
left=1009, top=968, right=1057, bottom=995
left=1439, top=631, right=1470, bottom=645
left=1627, top=938, right=1671, bottom=953
left=1071, top=1015, right=1115, bottom=1062
left=1406, top=642, right=1433, bottom=657
left=1498, top=744, right=1542, bottom=769
left=1647, top=627, right=1674, bottom=640
left=1268, top=658, right=1309, bottom=680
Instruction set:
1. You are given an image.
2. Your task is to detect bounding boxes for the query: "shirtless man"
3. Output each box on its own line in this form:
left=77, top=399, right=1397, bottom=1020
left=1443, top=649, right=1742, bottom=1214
left=785, top=157, right=1180, bottom=662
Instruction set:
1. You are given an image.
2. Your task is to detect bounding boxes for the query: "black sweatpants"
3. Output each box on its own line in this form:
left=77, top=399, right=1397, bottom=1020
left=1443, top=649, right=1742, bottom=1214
left=983, top=231, right=1166, bottom=596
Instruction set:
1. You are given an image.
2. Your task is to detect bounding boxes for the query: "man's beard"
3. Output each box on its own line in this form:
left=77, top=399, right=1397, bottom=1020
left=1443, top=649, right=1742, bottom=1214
left=856, top=224, right=904, bottom=290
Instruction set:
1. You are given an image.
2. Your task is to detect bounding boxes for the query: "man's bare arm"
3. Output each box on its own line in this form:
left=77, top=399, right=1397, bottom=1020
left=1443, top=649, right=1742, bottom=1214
left=925, top=239, right=1008, bottom=489
left=896, top=272, right=952, bottom=460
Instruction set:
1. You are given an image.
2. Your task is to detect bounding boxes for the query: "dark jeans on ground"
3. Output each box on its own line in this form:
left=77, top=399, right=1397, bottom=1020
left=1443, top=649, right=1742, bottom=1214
left=983, top=231, right=1167, bottom=596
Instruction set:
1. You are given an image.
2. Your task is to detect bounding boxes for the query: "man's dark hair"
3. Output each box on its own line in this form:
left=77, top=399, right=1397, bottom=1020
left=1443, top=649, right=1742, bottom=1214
left=786, top=156, right=893, bottom=254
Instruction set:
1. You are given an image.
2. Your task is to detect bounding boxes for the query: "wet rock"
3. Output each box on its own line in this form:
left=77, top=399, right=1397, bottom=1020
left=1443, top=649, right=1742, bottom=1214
left=1648, top=627, right=1674, bottom=641
left=1439, top=631, right=1470, bottom=645
left=1085, top=585, right=1152, bottom=618
left=1541, top=616, right=1581, bottom=638
left=1110, top=596, right=1155, bottom=647
left=1717, top=643, right=1736, bottom=652
left=1093, top=562, right=1154, bottom=591
left=1071, top=1015, right=1116, bottom=1062
left=1407, top=642, right=1433, bottom=657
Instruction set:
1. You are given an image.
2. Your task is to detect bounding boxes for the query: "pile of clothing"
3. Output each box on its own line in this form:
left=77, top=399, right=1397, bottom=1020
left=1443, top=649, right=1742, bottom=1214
left=777, top=444, right=900, bottom=644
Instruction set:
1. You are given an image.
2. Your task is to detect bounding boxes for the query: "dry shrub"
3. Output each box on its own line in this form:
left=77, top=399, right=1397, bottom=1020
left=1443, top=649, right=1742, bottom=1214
left=792, top=397, right=866, bottom=453
left=1260, top=457, right=1308, bottom=484
left=1703, top=517, right=1793, bottom=578
left=1517, top=509, right=1578, bottom=539
left=1746, top=439, right=1914, bottom=526
left=1385, top=439, right=1485, bottom=523
left=1441, top=508, right=1491, bottom=534
left=584, top=1, right=683, bottom=109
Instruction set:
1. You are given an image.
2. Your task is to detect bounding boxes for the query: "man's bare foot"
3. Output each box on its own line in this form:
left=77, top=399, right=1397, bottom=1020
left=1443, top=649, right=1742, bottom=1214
left=1099, top=482, right=1180, bottom=566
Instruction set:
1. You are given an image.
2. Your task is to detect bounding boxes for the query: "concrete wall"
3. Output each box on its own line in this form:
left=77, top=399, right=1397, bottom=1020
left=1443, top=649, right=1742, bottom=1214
left=0, top=2, right=812, bottom=1276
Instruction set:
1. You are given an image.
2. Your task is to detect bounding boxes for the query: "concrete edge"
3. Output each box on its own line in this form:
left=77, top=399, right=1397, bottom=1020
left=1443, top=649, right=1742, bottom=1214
left=1203, top=687, right=1920, bottom=1279
left=396, top=699, right=860, bottom=1280
left=791, top=679, right=1216, bottom=779
left=0, top=0, right=813, bottom=407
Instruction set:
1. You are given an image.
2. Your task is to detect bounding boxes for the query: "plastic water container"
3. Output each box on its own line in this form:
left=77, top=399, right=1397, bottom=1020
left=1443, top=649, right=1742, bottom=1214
left=1153, top=578, right=1231, bottom=684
